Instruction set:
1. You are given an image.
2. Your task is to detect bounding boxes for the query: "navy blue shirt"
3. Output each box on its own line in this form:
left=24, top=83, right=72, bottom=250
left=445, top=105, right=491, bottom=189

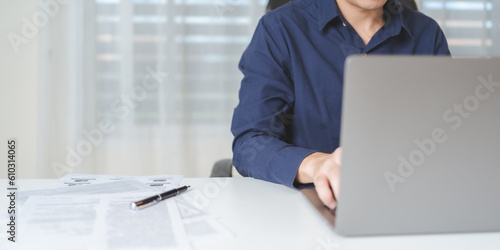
left=231, top=0, right=450, bottom=189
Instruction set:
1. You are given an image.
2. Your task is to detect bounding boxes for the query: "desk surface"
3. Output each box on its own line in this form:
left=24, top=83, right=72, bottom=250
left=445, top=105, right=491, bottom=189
left=2, top=178, right=500, bottom=249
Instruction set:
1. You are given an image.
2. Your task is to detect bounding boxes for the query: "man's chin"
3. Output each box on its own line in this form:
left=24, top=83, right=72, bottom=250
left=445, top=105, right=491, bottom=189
left=352, top=0, right=387, bottom=10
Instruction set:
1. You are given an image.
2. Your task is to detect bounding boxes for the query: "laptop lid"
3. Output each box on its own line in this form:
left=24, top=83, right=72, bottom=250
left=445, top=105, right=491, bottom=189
left=333, top=56, right=500, bottom=236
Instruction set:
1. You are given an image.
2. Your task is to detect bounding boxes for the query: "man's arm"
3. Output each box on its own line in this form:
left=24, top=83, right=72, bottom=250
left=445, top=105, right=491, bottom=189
left=434, top=26, right=450, bottom=55
left=232, top=17, right=343, bottom=210
left=231, top=17, right=317, bottom=189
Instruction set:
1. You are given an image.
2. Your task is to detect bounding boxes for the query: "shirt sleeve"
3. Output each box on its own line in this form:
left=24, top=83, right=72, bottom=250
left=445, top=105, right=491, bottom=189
left=434, top=25, right=451, bottom=55
left=231, top=17, right=316, bottom=189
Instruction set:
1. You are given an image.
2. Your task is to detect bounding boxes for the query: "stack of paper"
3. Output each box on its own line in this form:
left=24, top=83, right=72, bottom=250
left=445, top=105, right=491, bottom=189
left=10, top=174, right=233, bottom=249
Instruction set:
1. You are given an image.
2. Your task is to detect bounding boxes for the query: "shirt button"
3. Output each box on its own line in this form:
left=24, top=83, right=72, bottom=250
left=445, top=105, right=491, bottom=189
left=343, top=22, right=346, bottom=27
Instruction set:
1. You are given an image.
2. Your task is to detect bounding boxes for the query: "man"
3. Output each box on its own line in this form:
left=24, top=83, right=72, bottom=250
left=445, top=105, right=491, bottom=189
left=231, top=0, right=450, bottom=209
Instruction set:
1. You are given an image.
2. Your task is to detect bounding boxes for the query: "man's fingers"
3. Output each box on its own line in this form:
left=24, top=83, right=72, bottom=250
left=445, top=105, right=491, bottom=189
left=333, top=147, right=342, bottom=165
left=309, top=147, right=342, bottom=209
left=315, top=176, right=337, bottom=209
left=330, top=147, right=342, bottom=199
left=329, top=173, right=340, bottom=200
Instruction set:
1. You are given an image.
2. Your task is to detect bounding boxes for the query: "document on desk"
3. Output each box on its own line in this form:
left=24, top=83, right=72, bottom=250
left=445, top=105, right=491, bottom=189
left=17, top=179, right=158, bottom=205
left=176, top=194, right=234, bottom=243
left=13, top=174, right=233, bottom=247
left=17, top=193, right=191, bottom=250
left=51, top=173, right=183, bottom=190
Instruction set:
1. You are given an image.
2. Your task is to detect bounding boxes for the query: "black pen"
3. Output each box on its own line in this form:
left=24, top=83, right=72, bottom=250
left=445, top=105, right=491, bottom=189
left=130, top=185, right=190, bottom=210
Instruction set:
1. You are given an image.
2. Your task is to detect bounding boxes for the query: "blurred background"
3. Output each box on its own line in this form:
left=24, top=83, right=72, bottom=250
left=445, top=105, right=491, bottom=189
left=1, top=0, right=499, bottom=179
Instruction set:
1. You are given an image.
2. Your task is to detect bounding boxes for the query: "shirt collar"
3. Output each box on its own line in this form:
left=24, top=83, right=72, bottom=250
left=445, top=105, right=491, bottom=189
left=317, top=0, right=342, bottom=30
left=317, top=0, right=414, bottom=39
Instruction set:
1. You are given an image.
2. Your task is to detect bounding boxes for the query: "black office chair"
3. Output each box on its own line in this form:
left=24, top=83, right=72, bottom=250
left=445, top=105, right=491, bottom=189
left=211, top=158, right=234, bottom=177
left=396, top=0, right=418, bottom=11
left=266, top=0, right=294, bottom=12
left=210, top=0, right=418, bottom=178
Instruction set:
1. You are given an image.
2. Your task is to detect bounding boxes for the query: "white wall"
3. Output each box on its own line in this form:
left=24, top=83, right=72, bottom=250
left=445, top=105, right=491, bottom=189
left=0, top=0, right=38, bottom=179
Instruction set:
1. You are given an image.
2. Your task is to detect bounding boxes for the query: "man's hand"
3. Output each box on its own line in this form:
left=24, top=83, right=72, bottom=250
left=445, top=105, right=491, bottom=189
left=296, top=147, right=342, bottom=209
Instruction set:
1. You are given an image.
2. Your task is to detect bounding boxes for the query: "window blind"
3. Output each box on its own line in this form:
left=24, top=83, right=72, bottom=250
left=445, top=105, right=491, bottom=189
left=418, top=0, right=500, bottom=56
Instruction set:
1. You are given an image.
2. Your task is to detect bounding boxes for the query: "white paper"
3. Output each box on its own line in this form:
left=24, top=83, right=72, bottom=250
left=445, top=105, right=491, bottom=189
left=17, top=180, right=157, bottom=205
left=52, top=174, right=183, bottom=191
left=12, top=175, right=233, bottom=248
left=175, top=195, right=210, bottom=220
left=183, top=217, right=234, bottom=244
left=16, top=193, right=191, bottom=250
left=175, top=194, right=234, bottom=243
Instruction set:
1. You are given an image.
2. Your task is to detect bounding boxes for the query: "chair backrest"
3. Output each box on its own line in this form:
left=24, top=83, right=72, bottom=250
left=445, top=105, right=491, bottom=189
left=395, top=0, right=418, bottom=11
left=266, top=0, right=418, bottom=12
left=266, top=0, right=293, bottom=12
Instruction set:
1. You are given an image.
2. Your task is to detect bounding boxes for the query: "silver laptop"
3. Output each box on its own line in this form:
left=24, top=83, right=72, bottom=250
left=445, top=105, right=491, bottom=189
left=302, top=56, right=500, bottom=236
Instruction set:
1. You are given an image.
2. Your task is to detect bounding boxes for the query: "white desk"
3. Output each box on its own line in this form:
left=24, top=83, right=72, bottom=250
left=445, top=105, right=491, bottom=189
left=2, top=178, right=500, bottom=249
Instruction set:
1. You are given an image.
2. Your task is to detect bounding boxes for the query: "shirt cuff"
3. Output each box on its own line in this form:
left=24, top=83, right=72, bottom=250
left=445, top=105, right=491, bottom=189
left=270, top=147, right=317, bottom=189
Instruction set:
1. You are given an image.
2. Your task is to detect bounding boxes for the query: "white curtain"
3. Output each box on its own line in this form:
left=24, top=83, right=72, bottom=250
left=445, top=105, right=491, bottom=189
left=37, top=0, right=499, bottom=178
left=37, top=0, right=266, bottom=178
left=417, top=0, right=500, bottom=56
